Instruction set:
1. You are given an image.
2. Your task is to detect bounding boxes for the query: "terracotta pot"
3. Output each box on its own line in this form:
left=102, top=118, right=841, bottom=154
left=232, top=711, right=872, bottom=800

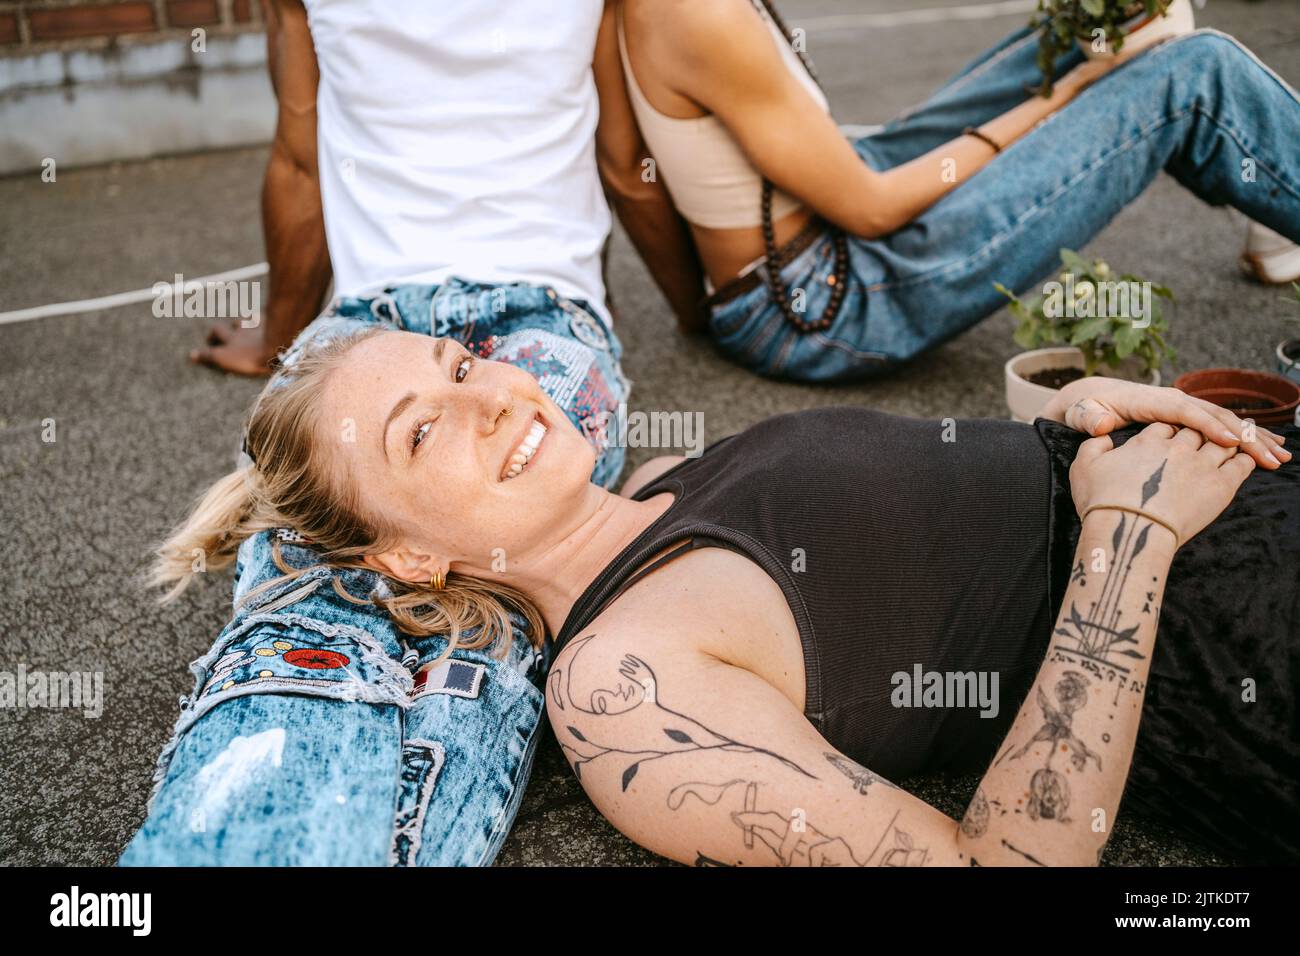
left=1277, top=339, right=1300, bottom=387
left=1079, top=0, right=1194, bottom=60
left=1005, top=346, right=1161, bottom=423
left=1173, top=367, right=1300, bottom=427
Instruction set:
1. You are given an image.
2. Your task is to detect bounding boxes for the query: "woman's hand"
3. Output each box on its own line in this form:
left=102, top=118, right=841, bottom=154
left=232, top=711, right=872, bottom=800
left=1043, top=376, right=1290, bottom=469
left=1070, top=422, right=1257, bottom=549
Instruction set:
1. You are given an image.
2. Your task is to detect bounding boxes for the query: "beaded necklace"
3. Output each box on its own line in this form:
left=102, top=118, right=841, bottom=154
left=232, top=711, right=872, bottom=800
left=755, top=0, right=850, bottom=333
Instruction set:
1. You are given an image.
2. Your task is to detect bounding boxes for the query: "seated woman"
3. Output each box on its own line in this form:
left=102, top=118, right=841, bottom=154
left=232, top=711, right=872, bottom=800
left=597, top=0, right=1300, bottom=380
left=154, top=327, right=1298, bottom=865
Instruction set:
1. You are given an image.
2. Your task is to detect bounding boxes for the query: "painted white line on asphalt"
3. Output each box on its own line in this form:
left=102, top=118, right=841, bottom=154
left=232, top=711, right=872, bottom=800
left=0, top=262, right=269, bottom=326
left=802, top=0, right=1036, bottom=32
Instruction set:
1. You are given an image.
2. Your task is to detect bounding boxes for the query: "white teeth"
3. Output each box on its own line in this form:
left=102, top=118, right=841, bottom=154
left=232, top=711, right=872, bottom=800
left=502, top=420, right=547, bottom=481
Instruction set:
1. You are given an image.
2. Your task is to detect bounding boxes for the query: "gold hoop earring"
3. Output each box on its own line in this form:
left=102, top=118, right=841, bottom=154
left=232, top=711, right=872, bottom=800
left=430, top=569, right=446, bottom=590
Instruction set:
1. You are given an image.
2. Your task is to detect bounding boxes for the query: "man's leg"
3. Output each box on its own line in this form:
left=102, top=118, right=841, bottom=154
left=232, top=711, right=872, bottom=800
left=120, top=557, right=414, bottom=866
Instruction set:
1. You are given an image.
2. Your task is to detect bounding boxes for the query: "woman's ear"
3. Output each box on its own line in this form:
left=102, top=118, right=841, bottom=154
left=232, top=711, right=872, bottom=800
left=361, top=548, right=445, bottom=586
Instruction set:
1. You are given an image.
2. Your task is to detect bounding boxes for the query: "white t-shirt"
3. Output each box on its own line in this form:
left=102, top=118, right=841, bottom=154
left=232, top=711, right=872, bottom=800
left=303, top=0, right=612, bottom=322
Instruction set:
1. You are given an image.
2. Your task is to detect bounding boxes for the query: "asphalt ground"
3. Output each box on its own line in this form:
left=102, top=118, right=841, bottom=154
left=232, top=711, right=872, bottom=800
left=1, top=0, right=1297, bottom=866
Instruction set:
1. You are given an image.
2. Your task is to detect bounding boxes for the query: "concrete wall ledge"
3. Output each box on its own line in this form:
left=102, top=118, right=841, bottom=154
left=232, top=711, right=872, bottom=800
left=0, top=30, right=273, bottom=176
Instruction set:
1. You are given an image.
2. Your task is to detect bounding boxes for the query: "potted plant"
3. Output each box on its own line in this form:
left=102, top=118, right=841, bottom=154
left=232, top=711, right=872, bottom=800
left=1170, top=285, right=1300, bottom=428
left=1278, top=282, right=1300, bottom=388
left=1172, top=367, right=1300, bottom=428
left=1031, top=0, right=1194, bottom=96
left=997, top=248, right=1175, bottom=422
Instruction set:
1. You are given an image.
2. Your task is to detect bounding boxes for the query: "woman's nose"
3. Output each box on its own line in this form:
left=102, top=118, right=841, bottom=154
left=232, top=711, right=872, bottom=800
left=475, top=385, right=515, bottom=429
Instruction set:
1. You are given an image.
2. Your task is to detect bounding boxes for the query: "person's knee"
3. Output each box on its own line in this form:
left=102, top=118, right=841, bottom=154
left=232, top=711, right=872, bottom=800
left=1166, top=28, right=1249, bottom=72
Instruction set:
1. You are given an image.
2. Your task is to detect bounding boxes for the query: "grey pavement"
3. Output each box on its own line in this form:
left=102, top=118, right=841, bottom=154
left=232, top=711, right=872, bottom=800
left=1, top=0, right=1297, bottom=866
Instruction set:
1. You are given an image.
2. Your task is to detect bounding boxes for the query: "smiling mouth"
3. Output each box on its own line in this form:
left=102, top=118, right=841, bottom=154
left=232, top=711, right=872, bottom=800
left=501, top=415, right=548, bottom=481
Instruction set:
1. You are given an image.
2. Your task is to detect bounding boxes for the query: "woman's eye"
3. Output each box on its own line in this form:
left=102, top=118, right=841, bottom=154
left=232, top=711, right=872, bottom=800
left=454, top=356, right=473, bottom=382
left=410, top=420, right=432, bottom=452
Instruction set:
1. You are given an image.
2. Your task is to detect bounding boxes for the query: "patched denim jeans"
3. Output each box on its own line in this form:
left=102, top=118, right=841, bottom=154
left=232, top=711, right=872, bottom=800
left=120, top=277, right=629, bottom=866
left=708, top=27, right=1300, bottom=382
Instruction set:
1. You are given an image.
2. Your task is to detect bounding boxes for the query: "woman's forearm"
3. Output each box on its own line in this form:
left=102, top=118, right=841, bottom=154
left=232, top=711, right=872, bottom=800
left=956, top=507, right=1177, bottom=866
left=863, top=71, right=1088, bottom=238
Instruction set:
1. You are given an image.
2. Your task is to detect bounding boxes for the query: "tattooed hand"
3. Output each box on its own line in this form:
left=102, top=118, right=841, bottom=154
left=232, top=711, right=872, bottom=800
left=1069, top=422, right=1257, bottom=548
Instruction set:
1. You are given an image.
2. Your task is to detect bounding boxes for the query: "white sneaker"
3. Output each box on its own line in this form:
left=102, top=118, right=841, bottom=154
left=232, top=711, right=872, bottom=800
left=1240, top=220, right=1300, bottom=285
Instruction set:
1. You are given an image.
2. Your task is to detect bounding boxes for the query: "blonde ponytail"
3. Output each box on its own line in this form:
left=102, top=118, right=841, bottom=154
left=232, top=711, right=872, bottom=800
left=150, top=466, right=269, bottom=603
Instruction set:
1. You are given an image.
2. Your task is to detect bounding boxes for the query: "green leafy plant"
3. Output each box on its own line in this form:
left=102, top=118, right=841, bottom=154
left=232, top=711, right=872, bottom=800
left=1032, top=0, right=1171, bottom=95
left=996, top=248, right=1175, bottom=378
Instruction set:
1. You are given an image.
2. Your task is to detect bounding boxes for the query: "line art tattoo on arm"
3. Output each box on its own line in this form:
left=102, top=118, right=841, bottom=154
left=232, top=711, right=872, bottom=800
left=994, top=461, right=1168, bottom=835
left=1052, top=461, right=1166, bottom=679
left=960, top=788, right=990, bottom=839
left=548, top=634, right=817, bottom=790
left=669, top=777, right=930, bottom=867
left=825, top=751, right=899, bottom=795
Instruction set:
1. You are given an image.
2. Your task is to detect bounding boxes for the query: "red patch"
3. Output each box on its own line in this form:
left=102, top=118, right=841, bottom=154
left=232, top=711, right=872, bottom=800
left=283, top=649, right=350, bottom=670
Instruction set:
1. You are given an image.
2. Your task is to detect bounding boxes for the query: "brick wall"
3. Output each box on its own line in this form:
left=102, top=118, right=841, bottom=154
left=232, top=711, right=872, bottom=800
left=0, top=0, right=262, bottom=51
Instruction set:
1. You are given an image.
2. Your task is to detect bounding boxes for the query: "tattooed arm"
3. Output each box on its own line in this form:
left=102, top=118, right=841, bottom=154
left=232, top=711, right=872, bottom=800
left=546, top=544, right=980, bottom=867
left=546, top=425, right=1254, bottom=867
left=547, top=624, right=972, bottom=867
left=957, top=423, right=1256, bottom=865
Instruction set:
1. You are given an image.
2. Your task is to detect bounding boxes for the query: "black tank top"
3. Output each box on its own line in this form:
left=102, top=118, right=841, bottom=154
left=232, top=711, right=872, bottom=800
left=553, top=406, right=1079, bottom=779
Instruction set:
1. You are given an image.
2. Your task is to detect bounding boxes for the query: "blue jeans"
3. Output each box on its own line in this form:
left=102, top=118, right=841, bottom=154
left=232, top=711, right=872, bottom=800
left=120, top=277, right=629, bottom=866
left=708, top=27, right=1300, bottom=382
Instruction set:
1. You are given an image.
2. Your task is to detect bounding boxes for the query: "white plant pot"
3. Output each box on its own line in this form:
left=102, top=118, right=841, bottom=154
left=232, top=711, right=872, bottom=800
left=1005, top=346, right=1162, bottom=423
left=1079, top=0, right=1195, bottom=60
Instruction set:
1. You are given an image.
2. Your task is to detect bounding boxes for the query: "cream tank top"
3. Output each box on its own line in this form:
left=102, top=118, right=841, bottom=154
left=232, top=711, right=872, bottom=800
left=616, top=0, right=830, bottom=230
left=303, top=0, right=612, bottom=323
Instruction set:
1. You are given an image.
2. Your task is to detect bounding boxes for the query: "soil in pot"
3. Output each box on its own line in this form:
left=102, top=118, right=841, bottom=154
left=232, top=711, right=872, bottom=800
left=1173, top=368, right=1300, bottom=427
left=1025, top=367, right=1086, bottom=390
left=1218, top=396, right=1275, bottom=413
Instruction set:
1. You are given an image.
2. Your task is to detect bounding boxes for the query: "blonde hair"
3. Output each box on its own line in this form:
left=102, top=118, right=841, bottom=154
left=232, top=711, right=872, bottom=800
left=150, top=326, right=544, bottom=660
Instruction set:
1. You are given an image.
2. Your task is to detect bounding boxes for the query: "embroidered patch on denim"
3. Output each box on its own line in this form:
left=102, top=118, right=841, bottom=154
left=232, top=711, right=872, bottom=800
left=199, top=632, right=356, bottom=698
left=412, top=660, right=486, bottom=701
left=282, top=648, right=350, bottom=669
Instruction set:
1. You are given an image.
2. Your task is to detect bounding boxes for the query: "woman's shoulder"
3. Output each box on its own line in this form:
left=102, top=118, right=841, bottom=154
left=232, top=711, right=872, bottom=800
left=555, top=543, right=799, bottom=676
left=624, top=0, right=781, bottom=66
left=620, top=455, right=687, bottom=497
left=626, top=0, right=758, bottom=31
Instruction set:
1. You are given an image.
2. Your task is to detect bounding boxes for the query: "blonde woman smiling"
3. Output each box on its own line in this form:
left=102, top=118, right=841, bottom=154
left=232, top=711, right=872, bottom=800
left=148, top=328, right=1299, bottom=865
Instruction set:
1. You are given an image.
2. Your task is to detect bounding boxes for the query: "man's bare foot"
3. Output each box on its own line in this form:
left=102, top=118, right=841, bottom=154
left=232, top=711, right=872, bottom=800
left=190, top=321, right=281, bottom=376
